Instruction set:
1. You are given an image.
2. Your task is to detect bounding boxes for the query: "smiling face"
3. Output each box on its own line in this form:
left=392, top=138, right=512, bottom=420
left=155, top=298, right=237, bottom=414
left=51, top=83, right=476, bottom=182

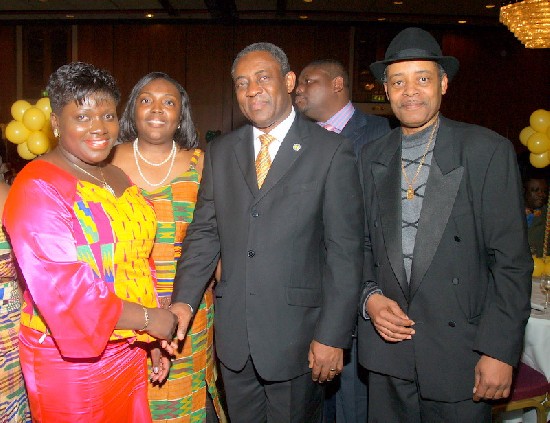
left=134, top=78, right=182, bottom=145
left=295, top=65, right=337, bottom=122
left=384, top=60, right=447, bottom=135
left=51, top=93, right=118, bottom=165
left=233, top=50, right=296, bottom=132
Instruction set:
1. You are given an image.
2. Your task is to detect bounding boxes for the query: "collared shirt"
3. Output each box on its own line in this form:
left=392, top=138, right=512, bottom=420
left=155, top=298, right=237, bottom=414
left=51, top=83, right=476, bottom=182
left=317, top=101, right=355, bottom=134
left=253, top=107, right=296, bottom=161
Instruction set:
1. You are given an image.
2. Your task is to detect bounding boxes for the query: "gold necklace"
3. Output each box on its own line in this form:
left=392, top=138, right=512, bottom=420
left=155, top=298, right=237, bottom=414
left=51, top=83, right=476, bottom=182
left=401, top=118, right=439, bottom=200
left=70, top=161, right=116, bottom=196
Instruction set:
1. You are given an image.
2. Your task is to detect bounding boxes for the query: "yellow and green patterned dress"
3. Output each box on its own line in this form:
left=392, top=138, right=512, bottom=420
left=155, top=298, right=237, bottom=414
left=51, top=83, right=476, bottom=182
left=143, top=149, right=225, bottom=423
left=0, top=223, right=31, bottom=422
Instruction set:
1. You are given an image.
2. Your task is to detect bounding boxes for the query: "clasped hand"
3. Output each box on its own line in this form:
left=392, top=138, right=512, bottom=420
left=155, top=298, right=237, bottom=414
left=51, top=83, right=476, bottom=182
left=160, top=302, right=193, bottom=355
left=366, top=293, right=415, bottom=342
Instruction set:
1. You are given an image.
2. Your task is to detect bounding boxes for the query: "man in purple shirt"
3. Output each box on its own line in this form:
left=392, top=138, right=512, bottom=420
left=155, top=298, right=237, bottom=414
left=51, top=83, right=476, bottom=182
left=295, top=59, right=391, bottom=423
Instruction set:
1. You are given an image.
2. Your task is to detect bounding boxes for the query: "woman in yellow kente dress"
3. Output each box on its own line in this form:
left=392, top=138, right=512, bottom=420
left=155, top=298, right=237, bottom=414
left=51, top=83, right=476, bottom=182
left=113, top=72, right=225, bottom=423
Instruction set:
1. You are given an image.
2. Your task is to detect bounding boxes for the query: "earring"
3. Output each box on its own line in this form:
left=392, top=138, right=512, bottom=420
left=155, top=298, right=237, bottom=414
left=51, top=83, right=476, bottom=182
left=177, top=124, right=181, bottom=130
left=53, top=128, right=59, bottom=138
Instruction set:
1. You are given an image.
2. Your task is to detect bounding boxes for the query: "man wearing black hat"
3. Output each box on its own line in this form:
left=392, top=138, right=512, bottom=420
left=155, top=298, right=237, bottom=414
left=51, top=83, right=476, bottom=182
left=357, top=27, right=532, bottom=421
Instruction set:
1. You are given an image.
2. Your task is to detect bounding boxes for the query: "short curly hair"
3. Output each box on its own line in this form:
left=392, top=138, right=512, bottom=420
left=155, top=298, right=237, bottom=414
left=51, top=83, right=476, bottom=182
left=231, top=42, right=290, bottom=78
left=46, top=62, right=120, bottom=115
left=118, top=72, right=198, bottom=150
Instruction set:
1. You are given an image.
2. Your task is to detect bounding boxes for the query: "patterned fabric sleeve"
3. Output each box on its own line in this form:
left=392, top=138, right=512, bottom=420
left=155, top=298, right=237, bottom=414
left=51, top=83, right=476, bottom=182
left=3, top=169, right=123, bottom=358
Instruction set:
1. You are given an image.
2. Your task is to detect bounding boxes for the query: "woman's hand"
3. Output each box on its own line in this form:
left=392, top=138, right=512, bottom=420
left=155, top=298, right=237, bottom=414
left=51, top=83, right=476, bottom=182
left=146, top=308, right=178, bottom=340
left=149, top=344, right=171, bottom=384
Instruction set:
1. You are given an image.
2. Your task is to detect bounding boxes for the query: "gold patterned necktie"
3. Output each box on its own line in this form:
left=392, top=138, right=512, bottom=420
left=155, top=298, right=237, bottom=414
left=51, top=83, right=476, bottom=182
left=256, top=133, right=276, bottom=188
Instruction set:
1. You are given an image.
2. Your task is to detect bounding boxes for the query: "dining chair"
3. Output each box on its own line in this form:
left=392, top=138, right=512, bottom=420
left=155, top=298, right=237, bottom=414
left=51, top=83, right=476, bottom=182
left=492, top=362, right=550, bottom=423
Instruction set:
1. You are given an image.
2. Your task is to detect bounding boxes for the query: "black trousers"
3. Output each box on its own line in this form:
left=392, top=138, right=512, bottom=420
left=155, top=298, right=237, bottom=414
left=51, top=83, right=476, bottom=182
left=368, top=371, right=492, bottom=423
left=220, top=356, right=324, bottom=423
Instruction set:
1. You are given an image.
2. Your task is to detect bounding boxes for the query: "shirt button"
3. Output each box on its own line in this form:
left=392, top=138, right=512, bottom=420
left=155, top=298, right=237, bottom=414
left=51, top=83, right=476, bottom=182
left=452, top=278, right=459, bottom=285
left=247, top=250, right=255, bottom=258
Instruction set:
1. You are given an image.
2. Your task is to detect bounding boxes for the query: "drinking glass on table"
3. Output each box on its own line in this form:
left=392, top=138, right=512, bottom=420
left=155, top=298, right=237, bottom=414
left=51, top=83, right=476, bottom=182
left=540, top=273, right=550, bottom=308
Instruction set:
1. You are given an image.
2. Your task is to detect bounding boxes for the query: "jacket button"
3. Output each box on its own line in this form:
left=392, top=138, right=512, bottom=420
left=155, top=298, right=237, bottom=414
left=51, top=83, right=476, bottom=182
left=448, top=321, right=456, bottom=327
left=374, top=220, right=379, bottom=227
left=251, top=210, right=259, bottom=217
left=452, top=278, right=459, bottom=285
left=454, top=236, right=461, bottom=242
left=247, top=250, right=255, bottom=258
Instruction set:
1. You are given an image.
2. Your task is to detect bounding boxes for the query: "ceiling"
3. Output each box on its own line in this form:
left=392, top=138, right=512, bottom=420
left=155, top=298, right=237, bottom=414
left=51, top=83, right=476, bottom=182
left=0, top=0, right=504, bottom=26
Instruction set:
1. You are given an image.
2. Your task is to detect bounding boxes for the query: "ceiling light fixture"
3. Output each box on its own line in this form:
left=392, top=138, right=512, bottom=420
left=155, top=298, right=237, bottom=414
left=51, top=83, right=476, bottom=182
left=486, top=4, right=496, bottom=8
left=393, top=1, right=403, bottom=4
left=145, top=13, right=154, bottom=18
left=458, top=20, right=467, bottom=24
left=299, top=15, right=308, bottom=19
left=303, top=0, right=313, bottom=3
left=500, top=0, right=550, bottom=48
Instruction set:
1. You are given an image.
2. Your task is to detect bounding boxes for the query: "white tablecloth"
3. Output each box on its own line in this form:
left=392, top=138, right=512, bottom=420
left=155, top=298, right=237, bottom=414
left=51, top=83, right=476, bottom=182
left=503, top=279, right=550, bottom=423
left=522, top=280, right=550, bottom=382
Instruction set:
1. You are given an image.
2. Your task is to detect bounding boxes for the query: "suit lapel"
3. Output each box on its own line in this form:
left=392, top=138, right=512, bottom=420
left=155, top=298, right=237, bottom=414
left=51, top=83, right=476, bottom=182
left=232, top=125, right=259, bottom=196
left=372, top=131, right=409, bottom=299
left=409, top=121, right=464, bottom=298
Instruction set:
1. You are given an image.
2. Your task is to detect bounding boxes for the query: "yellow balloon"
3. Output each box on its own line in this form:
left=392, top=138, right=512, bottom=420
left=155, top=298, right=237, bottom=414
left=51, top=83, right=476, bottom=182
left=27, top=131, right=50, bottom=155
left=5, top=120, right=30, bottom=144
left=530, top=109, right=550, bottom=134
left=527, top=132, right=550, bottom=154
left=35, top=97, right=52, bottom=117
left=22, top=107, right=46, bottom=131
left=544, top=259, right=550, bottom=275
left=530, top=152, right=550, bottom=168
left=11, top=99, right=32, bottom=122
left=17, top=142, right=37, bottom=160
left=533, top=257, right=545, bottom=277
left=519, top=126, right=536, bottom=146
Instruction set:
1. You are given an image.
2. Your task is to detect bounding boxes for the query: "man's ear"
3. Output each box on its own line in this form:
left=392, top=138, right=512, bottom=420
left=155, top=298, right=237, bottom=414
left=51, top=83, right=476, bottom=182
left=333, top=76, right=344, bottom=93
left=285, top=71, right=296, bottom=93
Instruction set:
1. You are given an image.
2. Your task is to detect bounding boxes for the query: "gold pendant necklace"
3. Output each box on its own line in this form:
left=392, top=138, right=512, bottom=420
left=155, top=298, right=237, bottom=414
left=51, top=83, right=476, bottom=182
left=401, top=117, right=439, bottom=200
left=71, top=161, right=116, bottom=196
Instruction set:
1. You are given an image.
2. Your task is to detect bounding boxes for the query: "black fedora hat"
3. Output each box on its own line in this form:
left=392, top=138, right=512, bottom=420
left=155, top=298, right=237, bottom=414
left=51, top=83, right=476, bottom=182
left=370, top=27, right=459, bottom=82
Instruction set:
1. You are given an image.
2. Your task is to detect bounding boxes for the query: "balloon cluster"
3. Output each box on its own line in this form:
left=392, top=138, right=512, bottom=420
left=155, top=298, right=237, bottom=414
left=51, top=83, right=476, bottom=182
left=5, top=98, right=56, bottom=160
left=521, top=109, right=550, bottom=168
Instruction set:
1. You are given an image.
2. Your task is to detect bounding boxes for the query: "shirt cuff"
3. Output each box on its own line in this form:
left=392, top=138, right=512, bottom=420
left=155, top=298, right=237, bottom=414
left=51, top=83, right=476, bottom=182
left=362, top=289, right=383, bottom=320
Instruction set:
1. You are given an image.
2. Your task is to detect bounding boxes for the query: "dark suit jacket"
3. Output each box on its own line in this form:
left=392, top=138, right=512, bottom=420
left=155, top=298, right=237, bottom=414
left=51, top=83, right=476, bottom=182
left=357, top=116, right=532, bottom=402
left=173, top=113, right=364, bottom=382
left=340, top=108, right=391, bottom=158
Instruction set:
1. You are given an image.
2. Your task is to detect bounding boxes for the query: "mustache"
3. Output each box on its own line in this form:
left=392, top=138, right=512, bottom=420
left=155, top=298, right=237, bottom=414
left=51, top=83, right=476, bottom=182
left=399, top=100, right=426, bottom=108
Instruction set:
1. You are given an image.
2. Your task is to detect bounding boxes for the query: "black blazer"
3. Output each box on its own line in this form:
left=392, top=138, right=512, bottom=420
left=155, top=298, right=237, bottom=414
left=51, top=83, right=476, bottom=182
left=173, top=113, right=364, bottom=382
left=357, top=116, right=532, bottom=402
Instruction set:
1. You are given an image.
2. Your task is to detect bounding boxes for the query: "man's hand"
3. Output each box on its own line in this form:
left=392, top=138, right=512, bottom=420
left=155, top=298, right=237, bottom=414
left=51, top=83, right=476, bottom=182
left=308, top=340, right=343, bottom=383
left=366, top=293, right=415, bottom=342
left=160, top=302, right=193, bottom=355
left=473, top=355, right=513, bottom=401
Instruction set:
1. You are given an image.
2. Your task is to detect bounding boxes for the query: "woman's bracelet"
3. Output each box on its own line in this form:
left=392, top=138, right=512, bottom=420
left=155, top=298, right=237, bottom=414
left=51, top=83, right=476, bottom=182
left=139, top=306, right=150, bottom=332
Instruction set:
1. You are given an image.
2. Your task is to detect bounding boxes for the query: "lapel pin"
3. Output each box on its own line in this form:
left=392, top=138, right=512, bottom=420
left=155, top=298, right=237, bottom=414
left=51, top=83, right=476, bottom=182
left=293, top=144, right=302, bottom=151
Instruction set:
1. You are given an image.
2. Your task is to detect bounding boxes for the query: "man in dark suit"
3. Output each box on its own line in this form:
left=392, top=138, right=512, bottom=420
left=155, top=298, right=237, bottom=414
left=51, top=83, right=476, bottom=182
left=295, top=59, right=390, bottom=423
left=167, top=43, right=364, bottom=422
left=357, top=27, right=532, bottom=422
left=295, top=59, right=391, bottom=159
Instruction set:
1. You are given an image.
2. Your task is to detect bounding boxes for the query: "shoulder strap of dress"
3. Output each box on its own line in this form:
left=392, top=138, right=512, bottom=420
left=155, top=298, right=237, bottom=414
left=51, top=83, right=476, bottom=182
left=189, top=149, right=202, bottom=169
